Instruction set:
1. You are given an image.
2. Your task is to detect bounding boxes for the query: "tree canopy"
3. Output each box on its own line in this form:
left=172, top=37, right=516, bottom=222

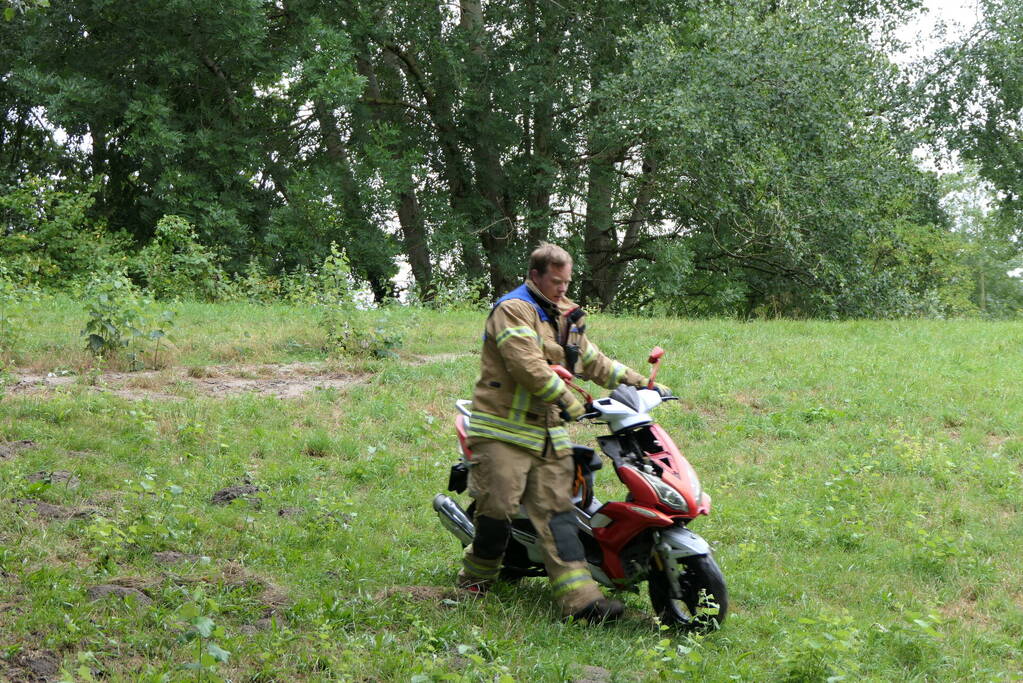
left=2, top=0, right=1021, bottom=316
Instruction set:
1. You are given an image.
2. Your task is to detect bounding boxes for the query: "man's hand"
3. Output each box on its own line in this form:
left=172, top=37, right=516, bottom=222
left=559, top=392, right=587, bottom=422
left=651, top=382, right=673, bottom=398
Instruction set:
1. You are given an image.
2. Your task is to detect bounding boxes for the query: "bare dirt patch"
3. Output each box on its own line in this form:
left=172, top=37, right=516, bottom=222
left=218, top=561, right=291, bottom=617
left=985, top=433, right=1011, bottom=449
left=87, top=583, right=153, bottom=606
left=5, top=354, right=472, bottom=402
left=574, top=666, right=613, bottom=683
left=408, top=352, right=473, bottom=365
left=1, top=648, right=62, bottom=682
left=734, top=392, right=767, bottom=413
left=6, top=362, right=370, bottom=401
left=26, top=470, right=80, bottom=491
left=210, top=484, right=261, bottom=507
left=678, top=398, right=726, bottom=423
left=239, top=616, right=286, bottom=634
left=152, top=551, right=203, bottom=565
left=939, top=589, right=993, bottom=629
left=0, top=440, right=37, bottom=460
left=13, top=499, right=99, bottom=521
left=376, top=585, right=463, bottom=603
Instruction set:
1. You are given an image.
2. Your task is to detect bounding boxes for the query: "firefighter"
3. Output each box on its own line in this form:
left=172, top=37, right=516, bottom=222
left=458, top=242, right=670, bottom=623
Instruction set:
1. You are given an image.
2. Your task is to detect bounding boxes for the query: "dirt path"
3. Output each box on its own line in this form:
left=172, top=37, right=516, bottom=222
left=4, top=354, right=470, bottom=401
left=7, top=362, right=364, bottom=400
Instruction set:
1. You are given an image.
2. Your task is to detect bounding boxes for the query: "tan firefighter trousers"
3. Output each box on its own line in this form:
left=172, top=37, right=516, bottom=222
left=460, top=438, right=603, bottom=616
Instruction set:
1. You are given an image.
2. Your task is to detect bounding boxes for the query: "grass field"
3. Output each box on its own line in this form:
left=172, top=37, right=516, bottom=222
left=1, top=297, right=1022, bottom=681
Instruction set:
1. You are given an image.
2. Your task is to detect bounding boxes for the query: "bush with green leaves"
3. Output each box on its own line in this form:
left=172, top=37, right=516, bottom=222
left=81, top=270, right=176, bottom=370
left=0, top=176, right=129, bottom=287
left=321, top=307, right=405, bottom=359
left=225, top=249, right=356, bottom=306
left=134, top=215, right=228, bottom=301
left=222, top=258, right=283, bottom=303
left=408, top=273, right=490, bottom=311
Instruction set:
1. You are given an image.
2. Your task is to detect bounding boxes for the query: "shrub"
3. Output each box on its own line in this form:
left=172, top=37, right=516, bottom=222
left=224, top=258, right=284, bottom=303
left=0, top=176, right=129, bottom=287
left=321, top=307, right=405, bottom=359
left=408, top=274, right=489, bottom=311
left=134, top=215, right=228, bottom=301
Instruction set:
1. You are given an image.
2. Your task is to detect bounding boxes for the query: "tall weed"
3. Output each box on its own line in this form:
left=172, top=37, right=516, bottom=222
left=81, top=270, right=176, bottom=370
left=316, top=244, right=404, bottom=359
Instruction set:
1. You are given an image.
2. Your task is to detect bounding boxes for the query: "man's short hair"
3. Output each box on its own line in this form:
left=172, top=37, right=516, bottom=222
left=529, top=242, right=573, bottom=275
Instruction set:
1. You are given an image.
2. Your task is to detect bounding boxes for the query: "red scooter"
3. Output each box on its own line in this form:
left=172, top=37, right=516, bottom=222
left=433, top=348, right=727, bottom=629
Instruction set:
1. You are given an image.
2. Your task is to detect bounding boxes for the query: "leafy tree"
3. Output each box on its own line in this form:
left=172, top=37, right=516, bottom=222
left=0, top=175, right=127, bottom=285
left=1, top=0, right=1006, bottom=316
left=923, top=0, right=1023, bottom=223
left=939, top=166, right=1023, bottom=317
left=586, top=0, right=961, bottom=316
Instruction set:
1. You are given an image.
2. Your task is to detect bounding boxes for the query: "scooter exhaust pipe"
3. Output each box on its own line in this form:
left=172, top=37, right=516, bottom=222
left=433, top=494, right=475, bottom=546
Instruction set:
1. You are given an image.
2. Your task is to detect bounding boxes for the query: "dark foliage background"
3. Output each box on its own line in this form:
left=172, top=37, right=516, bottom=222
left=2, top=0, right=1021, bottom=316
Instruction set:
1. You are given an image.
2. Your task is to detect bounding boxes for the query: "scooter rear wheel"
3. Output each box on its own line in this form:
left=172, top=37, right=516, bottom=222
left=648, top=554, right=728, bottom=631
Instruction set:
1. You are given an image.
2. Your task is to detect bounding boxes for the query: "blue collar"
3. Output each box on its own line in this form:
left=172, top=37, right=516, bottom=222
left=493, top=283, right=550, bottom=322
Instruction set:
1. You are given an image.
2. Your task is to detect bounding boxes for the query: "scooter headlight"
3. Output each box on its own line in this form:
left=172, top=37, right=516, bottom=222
left=640, top=471, right=689, bottom=513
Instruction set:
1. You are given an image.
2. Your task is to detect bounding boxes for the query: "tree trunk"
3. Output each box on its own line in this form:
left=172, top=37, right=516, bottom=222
left=582, top=151, right=619, bottom=307
left=314, top=100, right=394, bottom=302
left=523, top=0, right=559, bottom=249
left=381, top=34, right=486, bottom=285
left=602, top=151, right=659, bottom=302
left=356, top=51, right=434, bottom=298
left=397, top=189, right=433, bottom=297
left=459, top=0, right=518, bottom=295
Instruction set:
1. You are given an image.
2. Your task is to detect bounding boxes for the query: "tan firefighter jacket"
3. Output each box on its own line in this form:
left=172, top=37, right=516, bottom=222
left=468, top=280, right=647, bottom=456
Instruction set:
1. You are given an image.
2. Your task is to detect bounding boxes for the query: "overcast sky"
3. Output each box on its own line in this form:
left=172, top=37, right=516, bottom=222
left=894, top=0, right=982, bottom=64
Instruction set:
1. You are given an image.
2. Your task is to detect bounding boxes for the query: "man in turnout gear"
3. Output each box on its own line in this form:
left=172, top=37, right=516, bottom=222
left=458, top=243, right=670, bottom=623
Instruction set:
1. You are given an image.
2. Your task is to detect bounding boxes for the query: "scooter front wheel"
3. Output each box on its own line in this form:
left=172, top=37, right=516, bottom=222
left=648, top=554, right=728, bottom=631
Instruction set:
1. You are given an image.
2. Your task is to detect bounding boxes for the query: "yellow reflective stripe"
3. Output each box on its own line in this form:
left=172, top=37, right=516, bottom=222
left=605, top=362, right=627, bottom=388
left=581, top=344, right=597, bottom=365
left=552, top=569, right=593, bottom=597
left=467, top=423, right=545, bottom=450
left=471, top=412, right=546, bottom=438
left=549, top=426, right=571, bottom=451
left=495, top=326, right=538, bottom=348
left=551, top=568, right=590, bottom=589
left=463, top=557, right=500, bottom=578
left=536, top=374, right=565, bottom=402
left=510, top=385, right=530, bottom=422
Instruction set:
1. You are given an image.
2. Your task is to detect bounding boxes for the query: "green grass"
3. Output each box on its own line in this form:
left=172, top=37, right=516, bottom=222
left=1, top=298, right=1023, bottom=680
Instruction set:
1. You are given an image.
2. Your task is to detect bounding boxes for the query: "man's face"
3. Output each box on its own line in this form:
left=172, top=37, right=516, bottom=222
left=530, top=262, right=572, bottom=303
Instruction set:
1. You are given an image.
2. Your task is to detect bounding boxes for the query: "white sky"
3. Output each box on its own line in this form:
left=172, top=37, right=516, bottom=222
left=893, top=0, right=982, bottom=65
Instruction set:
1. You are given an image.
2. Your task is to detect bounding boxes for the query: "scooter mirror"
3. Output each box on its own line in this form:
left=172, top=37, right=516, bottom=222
left=648, top=347, right=664, bottom=364
left=551, top=365, right=573, bottom=381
